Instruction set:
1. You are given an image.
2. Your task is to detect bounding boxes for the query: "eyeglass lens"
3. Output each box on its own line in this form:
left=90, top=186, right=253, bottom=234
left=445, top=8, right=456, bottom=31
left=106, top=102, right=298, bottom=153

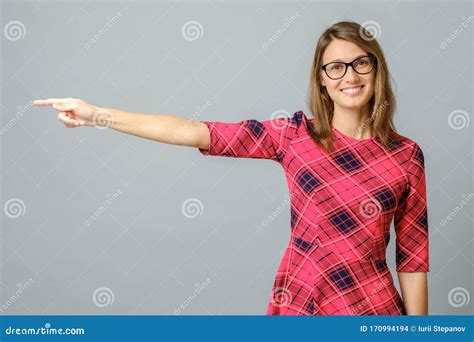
left=325, top=56, right=374, bottom=79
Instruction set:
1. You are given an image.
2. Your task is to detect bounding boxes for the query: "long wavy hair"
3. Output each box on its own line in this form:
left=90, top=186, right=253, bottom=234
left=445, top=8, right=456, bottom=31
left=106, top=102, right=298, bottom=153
left=307, top=20, right=398, bottom=153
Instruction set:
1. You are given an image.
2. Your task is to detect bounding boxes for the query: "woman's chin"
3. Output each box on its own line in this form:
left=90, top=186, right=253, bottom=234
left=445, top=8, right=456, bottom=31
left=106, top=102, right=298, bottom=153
left=335, top=98, right=370, bottom=110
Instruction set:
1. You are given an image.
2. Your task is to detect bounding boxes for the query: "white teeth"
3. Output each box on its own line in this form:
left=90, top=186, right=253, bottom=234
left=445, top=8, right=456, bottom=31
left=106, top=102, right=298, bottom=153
left=342, top=86, right=362, bottom=94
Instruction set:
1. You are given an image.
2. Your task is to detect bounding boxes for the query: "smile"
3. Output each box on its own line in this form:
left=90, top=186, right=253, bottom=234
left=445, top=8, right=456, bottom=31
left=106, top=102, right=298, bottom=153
left=341, top=85, right=364, bottom=96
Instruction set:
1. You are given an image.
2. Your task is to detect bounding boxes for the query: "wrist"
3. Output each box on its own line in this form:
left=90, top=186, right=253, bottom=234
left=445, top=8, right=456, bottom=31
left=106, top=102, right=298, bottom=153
left=92, top=106, right=116, bottom=129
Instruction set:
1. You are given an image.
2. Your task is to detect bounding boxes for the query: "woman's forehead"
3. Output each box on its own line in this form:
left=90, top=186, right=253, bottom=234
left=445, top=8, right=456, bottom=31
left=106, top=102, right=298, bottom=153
left=323, top=39, right=367, bottom=63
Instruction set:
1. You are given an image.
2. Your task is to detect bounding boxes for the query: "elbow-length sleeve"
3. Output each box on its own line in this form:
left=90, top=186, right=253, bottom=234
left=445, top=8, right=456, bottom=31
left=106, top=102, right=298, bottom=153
left=197, top=112, right=298, bottom=162
left=393, top=143, right=430, bottom=272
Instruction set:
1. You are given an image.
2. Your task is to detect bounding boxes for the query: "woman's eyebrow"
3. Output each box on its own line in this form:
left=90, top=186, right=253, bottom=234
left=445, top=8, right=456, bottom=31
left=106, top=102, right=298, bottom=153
left=328, top=54, right=367, bottom=63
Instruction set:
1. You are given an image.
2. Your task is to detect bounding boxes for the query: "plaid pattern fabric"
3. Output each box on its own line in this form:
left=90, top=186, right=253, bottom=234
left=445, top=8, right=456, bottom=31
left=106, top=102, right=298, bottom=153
left=198, top=111, right=429, bottom=315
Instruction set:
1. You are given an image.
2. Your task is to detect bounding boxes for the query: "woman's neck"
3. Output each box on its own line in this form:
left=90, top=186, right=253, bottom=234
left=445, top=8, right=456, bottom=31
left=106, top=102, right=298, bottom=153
left=331, top=106, right=373, bottom=139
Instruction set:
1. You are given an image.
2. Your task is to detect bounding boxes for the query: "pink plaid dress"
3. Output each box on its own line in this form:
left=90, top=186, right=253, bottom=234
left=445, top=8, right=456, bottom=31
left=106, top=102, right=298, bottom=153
left=198, top=111, right=430, bottom=315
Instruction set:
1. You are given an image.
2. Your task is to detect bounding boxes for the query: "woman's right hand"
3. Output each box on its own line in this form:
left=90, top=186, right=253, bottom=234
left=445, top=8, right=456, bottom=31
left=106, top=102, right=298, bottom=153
left=33, top=97, right=110, bottom=128
left=33, top=98, right=209, bottom=148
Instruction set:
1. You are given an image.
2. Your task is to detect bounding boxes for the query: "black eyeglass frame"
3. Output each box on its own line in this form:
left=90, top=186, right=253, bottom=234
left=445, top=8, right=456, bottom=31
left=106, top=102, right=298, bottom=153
left=320, top=55, right=377, bottom=80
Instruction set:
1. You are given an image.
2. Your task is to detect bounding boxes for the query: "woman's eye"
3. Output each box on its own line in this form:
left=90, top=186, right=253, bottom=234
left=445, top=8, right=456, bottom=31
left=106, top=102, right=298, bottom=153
left=330, top=64, right=342, bottom=70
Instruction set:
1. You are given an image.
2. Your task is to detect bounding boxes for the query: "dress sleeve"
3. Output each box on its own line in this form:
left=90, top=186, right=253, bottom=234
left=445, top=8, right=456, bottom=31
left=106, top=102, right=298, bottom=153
left=393, top=143, right=430, bottom=272
left=197, top=113, right=298, bottom=162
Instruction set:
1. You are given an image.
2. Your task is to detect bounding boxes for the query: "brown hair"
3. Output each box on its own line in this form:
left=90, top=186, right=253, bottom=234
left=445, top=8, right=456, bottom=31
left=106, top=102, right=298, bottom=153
left=306, top=20, right=398, bottom=153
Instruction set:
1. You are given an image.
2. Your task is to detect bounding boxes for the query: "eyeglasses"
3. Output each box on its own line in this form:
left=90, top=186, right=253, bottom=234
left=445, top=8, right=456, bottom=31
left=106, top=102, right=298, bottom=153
left=321, top=55, right=377, bottom=80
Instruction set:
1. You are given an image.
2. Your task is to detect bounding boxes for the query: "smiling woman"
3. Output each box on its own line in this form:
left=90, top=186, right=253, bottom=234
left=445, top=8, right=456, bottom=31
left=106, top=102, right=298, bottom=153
left=308, top=21, right=398, bottom=153
left=33, top=20, right=430, bottom=317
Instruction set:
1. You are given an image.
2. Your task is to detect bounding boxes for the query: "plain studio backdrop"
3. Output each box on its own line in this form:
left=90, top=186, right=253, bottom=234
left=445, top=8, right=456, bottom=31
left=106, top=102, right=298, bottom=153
left=1, top=0, right=472, bottom=315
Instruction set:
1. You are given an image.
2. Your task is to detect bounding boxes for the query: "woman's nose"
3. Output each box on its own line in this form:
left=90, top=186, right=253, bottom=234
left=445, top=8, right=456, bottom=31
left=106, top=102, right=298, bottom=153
left=343, top=66, right=360, bottom=82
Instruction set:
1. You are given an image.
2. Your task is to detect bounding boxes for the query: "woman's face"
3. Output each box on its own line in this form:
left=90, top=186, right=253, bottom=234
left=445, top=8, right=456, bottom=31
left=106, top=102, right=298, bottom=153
left=320, top=39, right=375, bottom=114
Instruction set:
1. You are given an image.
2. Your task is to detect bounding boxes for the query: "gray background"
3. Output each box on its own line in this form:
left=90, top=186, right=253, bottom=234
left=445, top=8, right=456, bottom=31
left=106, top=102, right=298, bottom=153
left=1, top=0, right=472, bottom=315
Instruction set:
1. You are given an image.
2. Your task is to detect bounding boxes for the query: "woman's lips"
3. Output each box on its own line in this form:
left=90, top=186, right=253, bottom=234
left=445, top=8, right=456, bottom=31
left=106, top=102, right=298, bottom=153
left=341, top=85, right=364, bottom=96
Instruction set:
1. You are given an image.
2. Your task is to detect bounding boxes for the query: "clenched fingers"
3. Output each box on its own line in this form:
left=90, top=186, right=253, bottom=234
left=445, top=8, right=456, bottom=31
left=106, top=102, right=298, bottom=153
left=58, top=112, right=82, bottom=126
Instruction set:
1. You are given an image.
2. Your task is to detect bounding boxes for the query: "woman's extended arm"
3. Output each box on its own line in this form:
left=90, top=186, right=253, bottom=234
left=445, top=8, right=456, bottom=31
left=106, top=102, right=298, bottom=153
left=33, top=97, right=211, bottom=149
left=397, top=271, right=428, bottom=315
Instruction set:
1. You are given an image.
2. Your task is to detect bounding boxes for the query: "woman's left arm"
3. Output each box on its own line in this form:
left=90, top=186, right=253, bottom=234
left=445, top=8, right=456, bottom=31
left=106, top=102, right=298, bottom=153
left=397, top=271, right=428, bottom=315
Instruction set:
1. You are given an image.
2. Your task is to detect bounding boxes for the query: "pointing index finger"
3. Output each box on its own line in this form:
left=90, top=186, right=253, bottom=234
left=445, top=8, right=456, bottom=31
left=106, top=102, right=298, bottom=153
left=33, top=98, right=69, bottom=106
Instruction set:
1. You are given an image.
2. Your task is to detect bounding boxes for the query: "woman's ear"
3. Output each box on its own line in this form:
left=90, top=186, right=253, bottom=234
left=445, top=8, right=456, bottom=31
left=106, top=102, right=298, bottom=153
left=320, top=76, right=326, bottom=87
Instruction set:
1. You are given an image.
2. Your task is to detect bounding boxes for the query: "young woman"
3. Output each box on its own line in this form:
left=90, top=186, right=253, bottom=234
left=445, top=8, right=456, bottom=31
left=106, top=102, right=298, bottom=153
left=33, top=21, right=429, bottom=315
